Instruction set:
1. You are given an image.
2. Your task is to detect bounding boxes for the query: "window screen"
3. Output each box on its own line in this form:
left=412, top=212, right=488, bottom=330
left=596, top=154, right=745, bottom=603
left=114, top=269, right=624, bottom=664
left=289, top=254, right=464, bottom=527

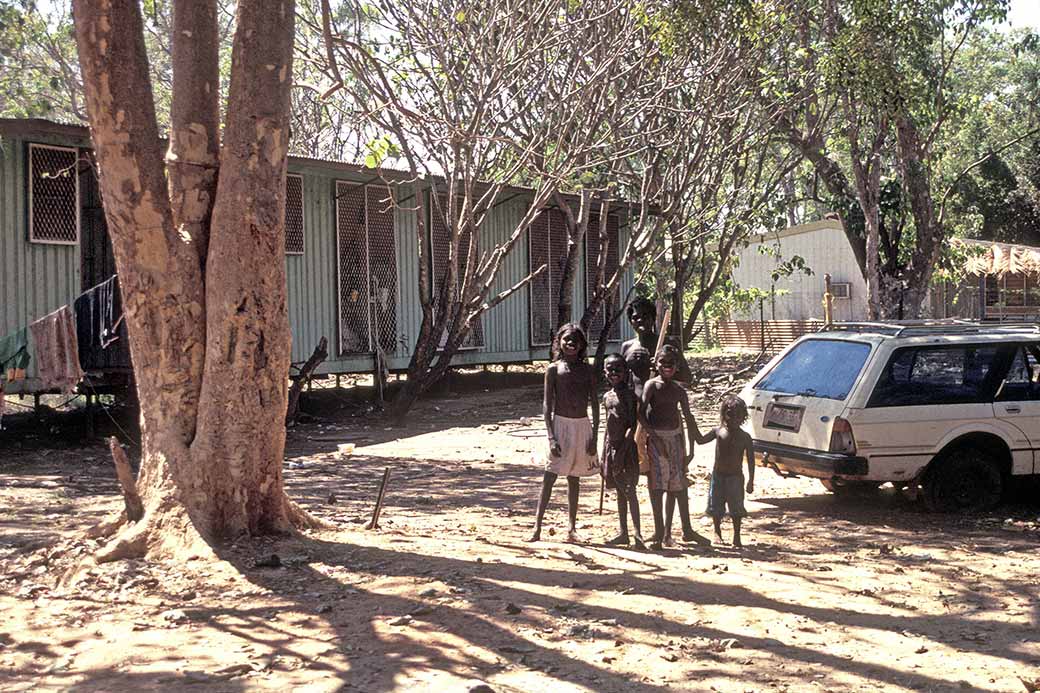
left=528, top=207, right=569, bottom=346
left=868, top=345, right=1001, bottom=407
left=585, top=213, right=621, bottom=343
left=285, top=174, right=304, bottom=254
left=29, top=143, right=80, bottom=245
left=430, top=193, right=484, bottom=349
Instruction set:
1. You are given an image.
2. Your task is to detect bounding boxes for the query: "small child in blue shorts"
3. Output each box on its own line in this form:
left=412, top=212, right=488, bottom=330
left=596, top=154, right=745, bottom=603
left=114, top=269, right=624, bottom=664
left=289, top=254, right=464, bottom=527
left=697, top=395, right=755, bottom=548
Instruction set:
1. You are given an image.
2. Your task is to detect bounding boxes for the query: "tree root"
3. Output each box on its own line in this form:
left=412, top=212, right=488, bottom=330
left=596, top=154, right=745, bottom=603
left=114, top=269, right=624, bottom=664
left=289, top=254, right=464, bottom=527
left=85, top=510, right=128, bottom=540
left=95, top=520, right=150, bottom=563
left=286, top=498, right=334, bottom=531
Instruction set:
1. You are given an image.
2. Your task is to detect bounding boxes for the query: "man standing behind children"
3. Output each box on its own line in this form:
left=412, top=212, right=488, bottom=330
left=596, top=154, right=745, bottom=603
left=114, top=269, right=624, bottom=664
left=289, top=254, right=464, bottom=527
left=698, top=395, right=755, bottom=547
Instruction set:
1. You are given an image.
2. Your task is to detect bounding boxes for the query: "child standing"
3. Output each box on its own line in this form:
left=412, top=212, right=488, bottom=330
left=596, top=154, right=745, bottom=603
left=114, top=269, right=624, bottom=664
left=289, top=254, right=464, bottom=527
left=529, top=323, right=599, bottom=543
left=699, top=395, right=755, bottom=547
left=640, top=345, right=710, bottom=549
left=600, top=354, right=645, bottom=549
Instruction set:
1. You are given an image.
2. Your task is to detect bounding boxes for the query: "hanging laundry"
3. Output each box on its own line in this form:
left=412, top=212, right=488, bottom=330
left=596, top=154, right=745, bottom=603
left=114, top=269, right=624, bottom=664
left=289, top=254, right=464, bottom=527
left=75, top=275, right=125, bottom=371
left=0, top=327, right=31, bottom=382
left=29, top=306, right=83, bottom=393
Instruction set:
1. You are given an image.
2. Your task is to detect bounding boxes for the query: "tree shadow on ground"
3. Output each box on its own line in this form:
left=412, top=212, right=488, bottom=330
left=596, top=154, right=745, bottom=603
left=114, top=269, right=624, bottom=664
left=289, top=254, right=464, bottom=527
left=192, top=524, right=1040, bottom=693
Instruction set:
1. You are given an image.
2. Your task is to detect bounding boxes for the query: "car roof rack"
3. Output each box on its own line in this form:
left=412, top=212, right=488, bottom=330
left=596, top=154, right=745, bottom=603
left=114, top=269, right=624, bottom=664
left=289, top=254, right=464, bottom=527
left=818, top=319, right=1040, bottom=337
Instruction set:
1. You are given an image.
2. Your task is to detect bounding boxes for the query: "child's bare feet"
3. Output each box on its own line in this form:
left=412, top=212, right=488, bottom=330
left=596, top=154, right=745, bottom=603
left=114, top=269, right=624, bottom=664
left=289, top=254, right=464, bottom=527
left=713, top=531, right=725, bottom=545
left=527, top=529, right=541, bottom=542
left=632, top=534, right=648, bottom=550
left=733, top=535, right=743, bottom=548
left=649, top=539, right=663, bottom=551
left=605, top=534, right=629, bottom=546
left=683, top=530, right=712, bottom=547
left=566, top=530, right=583, bottom=544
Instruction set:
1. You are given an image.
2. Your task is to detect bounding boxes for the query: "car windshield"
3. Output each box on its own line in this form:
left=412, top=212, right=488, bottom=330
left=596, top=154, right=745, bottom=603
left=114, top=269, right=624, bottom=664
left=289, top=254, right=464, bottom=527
left=754, top=339, right=872, bottom=401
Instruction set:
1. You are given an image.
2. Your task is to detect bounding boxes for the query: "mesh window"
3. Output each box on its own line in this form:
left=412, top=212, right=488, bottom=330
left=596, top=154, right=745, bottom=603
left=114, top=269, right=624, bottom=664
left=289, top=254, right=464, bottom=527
left=336, top=181, right=370, bottom=354
left=548, top=208, right=568, bottom=330
left=367, top=186, right=398, bottom=354
left=430, top=194, right=483, bottom=349
left=528, top=211, right=553, bottom=346
left=285, top=174, right=304, bottom=254
left=29, top=143, right=79, bottom=244
left=585, top=214, right=622, bottom=342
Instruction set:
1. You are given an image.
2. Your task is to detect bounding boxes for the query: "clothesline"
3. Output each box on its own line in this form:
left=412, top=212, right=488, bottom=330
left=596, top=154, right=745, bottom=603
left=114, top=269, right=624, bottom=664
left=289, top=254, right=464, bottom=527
left=0, top=274, right=125, bottom=426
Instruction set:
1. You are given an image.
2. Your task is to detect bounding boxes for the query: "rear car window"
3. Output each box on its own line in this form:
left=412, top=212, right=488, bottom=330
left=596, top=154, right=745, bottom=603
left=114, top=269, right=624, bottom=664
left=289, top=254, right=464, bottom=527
left=754, top=339, right=872, bottom=401
left=868, top=345, right=1001, bottom=407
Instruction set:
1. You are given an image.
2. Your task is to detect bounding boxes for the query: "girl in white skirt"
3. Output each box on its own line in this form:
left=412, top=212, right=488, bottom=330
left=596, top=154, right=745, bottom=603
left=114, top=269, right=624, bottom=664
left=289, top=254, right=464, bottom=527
left=528, top=323, right=599, bottom=543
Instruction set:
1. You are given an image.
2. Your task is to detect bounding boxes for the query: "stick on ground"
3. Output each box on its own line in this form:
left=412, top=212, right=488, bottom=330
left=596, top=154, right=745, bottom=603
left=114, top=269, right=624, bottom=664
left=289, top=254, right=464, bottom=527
left=368, top=467, right=391, bottom=529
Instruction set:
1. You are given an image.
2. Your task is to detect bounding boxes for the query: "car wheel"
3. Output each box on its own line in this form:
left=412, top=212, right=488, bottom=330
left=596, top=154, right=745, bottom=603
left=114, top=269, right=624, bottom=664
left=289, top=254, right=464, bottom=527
left=922, top=446, right=1003, bottom=513
left=820, top=479, right=881, bottom=495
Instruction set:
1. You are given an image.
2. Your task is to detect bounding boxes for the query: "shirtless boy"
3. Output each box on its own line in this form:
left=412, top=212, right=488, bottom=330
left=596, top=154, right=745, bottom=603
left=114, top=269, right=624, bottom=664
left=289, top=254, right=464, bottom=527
left=624, top=345, right=652, bottom=473
left=640, top=345, right=710, bottom=549
left=529, top=323, right=599, bottom=543
left=601, top=354, right=645, bottom=549
left=698, top=395, right=755, bottom=547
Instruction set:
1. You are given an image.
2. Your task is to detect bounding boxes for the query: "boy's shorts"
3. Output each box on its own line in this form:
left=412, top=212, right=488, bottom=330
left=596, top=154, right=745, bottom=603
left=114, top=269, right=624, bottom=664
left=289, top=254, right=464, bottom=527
left=647, top=427, right=688, bottom=492
left=706, top=473, right=746, bottom=519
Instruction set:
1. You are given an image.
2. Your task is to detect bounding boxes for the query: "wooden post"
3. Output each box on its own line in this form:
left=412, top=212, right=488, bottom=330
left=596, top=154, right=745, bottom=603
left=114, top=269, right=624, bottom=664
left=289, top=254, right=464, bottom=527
left=367, top=467, right=391, bottom=529
left=656, top=307, right=672, bottom=355
left=823, top=273, right=834, bottom=326
left=598, top=475, right=605, bottom=515
left=759, top=299, right=766, bottom=352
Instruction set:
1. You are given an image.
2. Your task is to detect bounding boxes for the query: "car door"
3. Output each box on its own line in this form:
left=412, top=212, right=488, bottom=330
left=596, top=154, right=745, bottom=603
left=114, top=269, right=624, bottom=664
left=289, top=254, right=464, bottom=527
left=848, top=343, right=1004, bottom=484
left=992, top=342, right=1040, bottom=474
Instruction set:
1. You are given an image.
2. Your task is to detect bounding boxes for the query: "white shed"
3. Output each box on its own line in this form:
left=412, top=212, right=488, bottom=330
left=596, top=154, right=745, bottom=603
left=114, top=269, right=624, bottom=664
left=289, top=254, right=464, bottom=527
left=730, top=219, right=869, bottom=322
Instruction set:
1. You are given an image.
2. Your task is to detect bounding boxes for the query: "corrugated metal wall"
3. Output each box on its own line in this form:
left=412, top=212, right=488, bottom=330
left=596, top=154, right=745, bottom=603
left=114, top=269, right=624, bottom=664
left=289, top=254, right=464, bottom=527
left=0, top=134, right=84, bottom=387
left=730, top=222, right=868, bottom=322
left=2, top=126, right=639, bottom=386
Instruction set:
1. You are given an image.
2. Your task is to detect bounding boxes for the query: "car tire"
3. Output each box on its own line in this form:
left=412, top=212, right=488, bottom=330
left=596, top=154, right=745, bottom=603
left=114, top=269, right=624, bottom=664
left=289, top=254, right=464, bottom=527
left=922, top=446, right=1003, bottom=513
left=820, top=479, right=881, bottom=495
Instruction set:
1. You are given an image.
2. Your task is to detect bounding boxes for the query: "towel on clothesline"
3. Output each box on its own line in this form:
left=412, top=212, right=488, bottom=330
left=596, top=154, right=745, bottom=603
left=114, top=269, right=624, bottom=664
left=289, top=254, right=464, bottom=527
left=29, top=306, right=82, bottom=393
left=75, top=275, right=125, bottom=371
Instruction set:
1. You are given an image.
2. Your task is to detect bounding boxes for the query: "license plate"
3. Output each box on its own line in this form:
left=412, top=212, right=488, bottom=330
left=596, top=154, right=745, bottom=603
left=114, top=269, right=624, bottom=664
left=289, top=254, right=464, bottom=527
left=764, top=403, right=804, bottom=432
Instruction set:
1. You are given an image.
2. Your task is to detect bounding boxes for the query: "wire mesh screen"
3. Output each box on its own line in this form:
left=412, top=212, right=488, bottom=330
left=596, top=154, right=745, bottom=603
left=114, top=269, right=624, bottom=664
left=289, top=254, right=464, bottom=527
left=430, top=194, right=483, bottom=349
left=548, top=208, right=569, bottom=332
left=367, top=186, right=398, bottom=354
left=29, top=143, right=79, bottom=244
left=460, top=227, right=484, bottom=348
left=585, top=214, right=622, bottom=342
left=606, top=215, right=621, bottom=340
left=528, top=211, right=553, bottom=346
left=285, top=174, right=304, bottom=254
left=336, top=181, right=370, bottom=354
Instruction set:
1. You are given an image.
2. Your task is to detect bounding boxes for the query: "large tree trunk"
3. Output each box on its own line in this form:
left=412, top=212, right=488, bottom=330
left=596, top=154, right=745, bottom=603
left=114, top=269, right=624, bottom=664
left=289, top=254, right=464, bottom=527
left=72, top=0, right=314, bottom=562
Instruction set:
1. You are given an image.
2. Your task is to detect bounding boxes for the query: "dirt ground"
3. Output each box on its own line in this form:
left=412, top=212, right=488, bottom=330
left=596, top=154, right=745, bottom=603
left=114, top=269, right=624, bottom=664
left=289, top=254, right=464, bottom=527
left=1, top=356, right=1039, bottom=692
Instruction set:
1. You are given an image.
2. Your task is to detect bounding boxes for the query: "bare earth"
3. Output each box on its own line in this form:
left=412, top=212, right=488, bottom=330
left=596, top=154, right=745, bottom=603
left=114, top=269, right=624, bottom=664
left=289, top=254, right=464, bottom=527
left=1, top=362, right=1039, bottom=693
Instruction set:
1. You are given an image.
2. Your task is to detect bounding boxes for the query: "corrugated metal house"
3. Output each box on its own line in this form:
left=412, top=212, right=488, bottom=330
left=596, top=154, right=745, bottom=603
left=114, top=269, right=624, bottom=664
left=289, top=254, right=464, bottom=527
left=0, top=118, right=634, bottom=394
left=730, top=219, right=869, bottom=322
left=730, top=219, right=1033, bottom=325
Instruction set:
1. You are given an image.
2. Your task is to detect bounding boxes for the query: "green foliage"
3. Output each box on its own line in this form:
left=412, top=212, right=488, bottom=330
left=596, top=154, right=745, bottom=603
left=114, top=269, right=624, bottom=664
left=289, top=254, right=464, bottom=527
left=362, top=134, right=400, bottom=169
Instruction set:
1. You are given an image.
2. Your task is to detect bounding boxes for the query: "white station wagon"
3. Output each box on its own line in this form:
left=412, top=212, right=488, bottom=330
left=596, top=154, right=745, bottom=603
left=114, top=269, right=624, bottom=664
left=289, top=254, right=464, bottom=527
left=740, top=321, right=1040, bottom=512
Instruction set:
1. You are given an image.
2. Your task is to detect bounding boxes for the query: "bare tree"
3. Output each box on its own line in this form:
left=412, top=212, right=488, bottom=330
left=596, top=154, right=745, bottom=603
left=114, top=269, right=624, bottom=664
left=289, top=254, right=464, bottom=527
left=72, top=0, right=319, bottom=562
left=319, top=0, right=682, bottom=418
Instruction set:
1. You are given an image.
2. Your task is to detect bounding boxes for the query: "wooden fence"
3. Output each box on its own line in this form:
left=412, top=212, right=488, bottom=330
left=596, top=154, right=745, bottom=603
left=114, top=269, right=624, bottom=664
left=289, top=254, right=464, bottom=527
left=692, top=319, right=824, bottom=355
